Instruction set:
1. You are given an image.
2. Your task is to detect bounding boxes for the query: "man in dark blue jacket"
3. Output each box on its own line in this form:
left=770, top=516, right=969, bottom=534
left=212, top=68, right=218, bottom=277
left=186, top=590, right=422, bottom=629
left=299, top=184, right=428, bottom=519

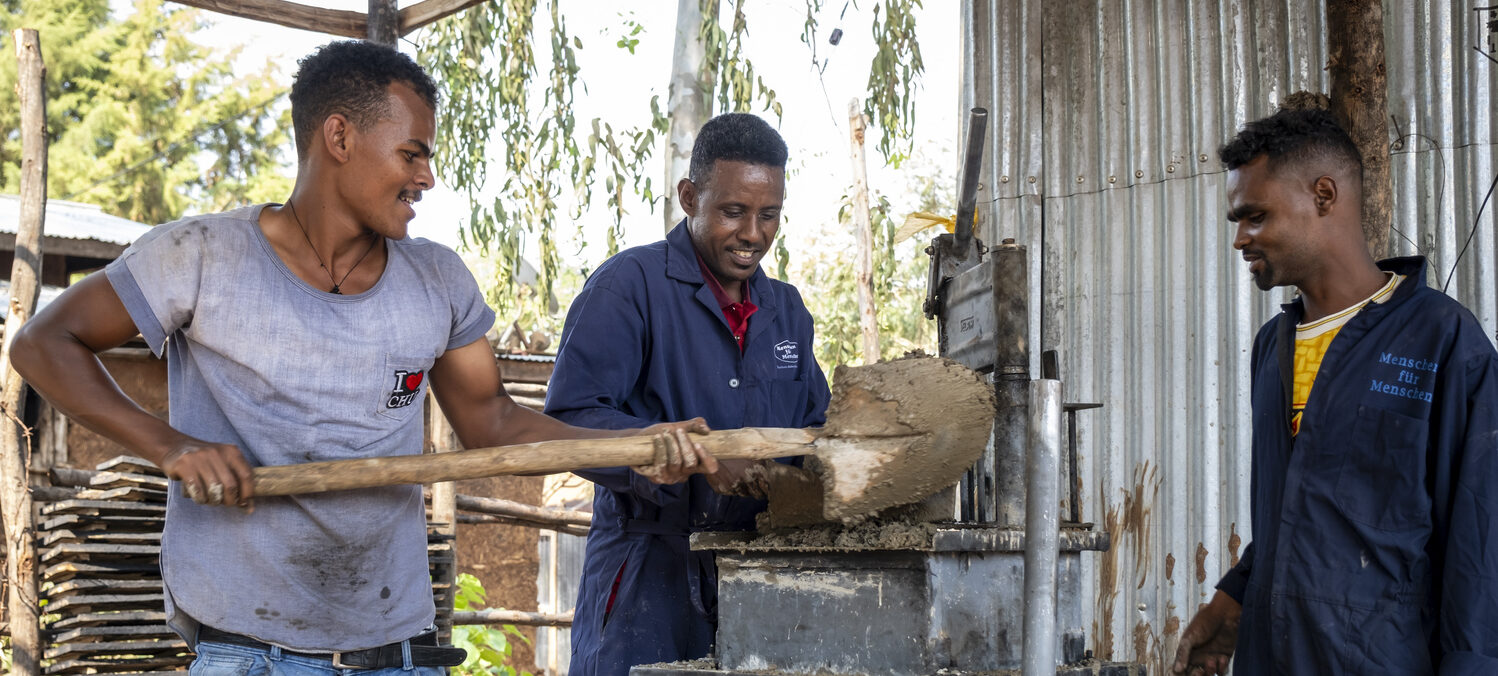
left=546, top=112, right=831, bottom=676
left=1172, top=108, right=1498, bottom=675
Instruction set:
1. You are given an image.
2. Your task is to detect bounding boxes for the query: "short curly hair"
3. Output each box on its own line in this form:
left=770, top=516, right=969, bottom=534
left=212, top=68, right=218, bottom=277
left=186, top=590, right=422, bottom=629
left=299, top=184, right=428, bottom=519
left=689, top=113, right=788, bottom=184
left=1218, top=107, right=1362, bottom=182
left=289, top=40, right=440, bottom=160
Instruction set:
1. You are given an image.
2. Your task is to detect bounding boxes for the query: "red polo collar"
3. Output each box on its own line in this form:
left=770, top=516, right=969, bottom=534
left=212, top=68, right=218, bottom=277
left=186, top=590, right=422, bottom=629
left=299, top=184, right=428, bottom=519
left=695, top=254, right=757, bottom=353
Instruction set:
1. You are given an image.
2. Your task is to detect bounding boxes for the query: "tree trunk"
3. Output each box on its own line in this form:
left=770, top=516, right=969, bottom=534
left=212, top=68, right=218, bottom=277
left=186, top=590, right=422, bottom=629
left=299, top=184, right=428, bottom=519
left=664, top=0, right=712, bottom=234
left=2, top=28, right=46, bottom=676
left=847, top=99, right=880, bottom=365
left=367, top=0, right=398, bottom=45
left=1327, top=0, right=1391, bottom=258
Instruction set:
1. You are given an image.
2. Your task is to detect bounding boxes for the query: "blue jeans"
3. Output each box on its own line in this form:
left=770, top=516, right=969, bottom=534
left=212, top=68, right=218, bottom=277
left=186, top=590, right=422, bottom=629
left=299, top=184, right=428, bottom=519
left=190, top=638, right=447, bottom=676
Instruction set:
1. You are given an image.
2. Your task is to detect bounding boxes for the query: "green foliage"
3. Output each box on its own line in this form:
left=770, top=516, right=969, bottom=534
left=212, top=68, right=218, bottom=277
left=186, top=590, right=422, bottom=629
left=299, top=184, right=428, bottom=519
left=0, top=0, right=291, bottom=224
left=451, top=573, right=533, bottom=676
left=421, top=1, right=923, bottom=338
left=418, top=1, right=667, bottom=325
left=800, top=0, right=925, bottom=165
left=614, top=13, right=644, bottom=54
left=790, top=150, right=952, bottom=372
left=794, top=194, right=934, bottom=371
left=863, top=0, right=924, bottom=163
left=701, top=0, right=781, bottom=119
left=468, top=250, right=584, bottom=341
left=419, top=0, right=789, bottom=329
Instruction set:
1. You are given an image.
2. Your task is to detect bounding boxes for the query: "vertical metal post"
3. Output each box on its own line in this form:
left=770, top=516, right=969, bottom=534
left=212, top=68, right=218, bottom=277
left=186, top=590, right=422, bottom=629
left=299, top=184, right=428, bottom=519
left=992, top=240, right=1029, bottom=526
left=1023, top=378, right=1062, bottom=676
left=952, top=107, right=988, bottom=259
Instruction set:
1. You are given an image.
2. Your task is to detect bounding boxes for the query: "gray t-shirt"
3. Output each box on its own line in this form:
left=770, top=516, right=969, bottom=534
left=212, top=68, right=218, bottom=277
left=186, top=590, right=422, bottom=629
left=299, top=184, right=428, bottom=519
left=105, top=204, right=494, bottom=651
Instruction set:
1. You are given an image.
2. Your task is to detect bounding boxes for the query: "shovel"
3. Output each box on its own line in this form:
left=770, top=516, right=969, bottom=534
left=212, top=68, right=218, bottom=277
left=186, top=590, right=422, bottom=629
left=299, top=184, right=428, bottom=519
left=252, top=357, right=995, bottom=522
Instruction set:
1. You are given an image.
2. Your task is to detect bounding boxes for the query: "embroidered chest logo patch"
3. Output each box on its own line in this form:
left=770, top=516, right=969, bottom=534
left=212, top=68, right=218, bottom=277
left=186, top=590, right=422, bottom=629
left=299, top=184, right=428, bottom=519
left=775, top=339, right=799, bottom=365
left=387, top=369, right=425, bottom=409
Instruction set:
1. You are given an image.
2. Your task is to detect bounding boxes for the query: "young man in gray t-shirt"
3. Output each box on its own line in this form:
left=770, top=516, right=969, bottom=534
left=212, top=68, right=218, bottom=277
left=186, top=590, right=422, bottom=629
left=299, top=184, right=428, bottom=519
left=11, top=41, right=716, bottom=675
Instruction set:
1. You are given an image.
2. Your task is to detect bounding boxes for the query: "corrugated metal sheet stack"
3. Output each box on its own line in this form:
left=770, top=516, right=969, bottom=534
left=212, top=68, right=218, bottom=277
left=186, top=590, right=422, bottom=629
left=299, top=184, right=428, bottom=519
left=39, top=456, right=186, bottom=676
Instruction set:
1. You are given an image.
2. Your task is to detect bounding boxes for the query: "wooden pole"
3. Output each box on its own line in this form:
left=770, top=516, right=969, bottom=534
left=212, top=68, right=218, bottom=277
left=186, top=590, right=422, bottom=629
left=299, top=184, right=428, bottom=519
left=457, top=512, right=589, bottom=538
left=367, top=0, right=398, bottom=46
left=456, top=494, right=592, bottom=529
left=1, top=28, right=46, bottom=676
left=847, top=99, right=880, bottom=365
left=1327, top=0, right=1391, bottom=258
left=452, top=608, right=573, bottom=628
left=167, top=0, right=485, bottom=39
left=664, top=0, right=711, bottom=234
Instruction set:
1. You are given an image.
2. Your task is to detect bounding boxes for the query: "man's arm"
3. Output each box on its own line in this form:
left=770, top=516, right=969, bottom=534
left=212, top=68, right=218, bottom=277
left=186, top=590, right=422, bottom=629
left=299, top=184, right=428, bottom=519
left=1171, top=542, right=1252, bottom=675
left=10, top=272, right=254, bottom=507
left=1432, top=352, right=1498, bottom=674
left=426, top=338, right=715, bottom=484
left=1171, top=589, right=1243, bottom=676
left=543, top=280, right=699, bottom=502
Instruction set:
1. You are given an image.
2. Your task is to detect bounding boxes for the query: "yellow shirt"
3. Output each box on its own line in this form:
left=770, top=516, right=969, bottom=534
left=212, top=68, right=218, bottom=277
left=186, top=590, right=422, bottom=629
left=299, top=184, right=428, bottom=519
left=1290, top=273, right=1403, bottom=435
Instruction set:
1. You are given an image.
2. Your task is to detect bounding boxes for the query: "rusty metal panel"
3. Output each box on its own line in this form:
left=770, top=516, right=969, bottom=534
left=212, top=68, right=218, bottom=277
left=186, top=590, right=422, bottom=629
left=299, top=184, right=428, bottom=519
left=964, top=0, right=1498, bottom=671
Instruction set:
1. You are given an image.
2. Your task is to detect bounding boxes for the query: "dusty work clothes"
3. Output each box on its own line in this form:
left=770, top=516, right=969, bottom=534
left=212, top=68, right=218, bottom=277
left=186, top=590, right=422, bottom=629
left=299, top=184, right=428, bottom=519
left=546, top=221, right=830, bottom=676
left=106, top=204, right=494, bottom=652
left=1215, top=257, right=1498, bottom=674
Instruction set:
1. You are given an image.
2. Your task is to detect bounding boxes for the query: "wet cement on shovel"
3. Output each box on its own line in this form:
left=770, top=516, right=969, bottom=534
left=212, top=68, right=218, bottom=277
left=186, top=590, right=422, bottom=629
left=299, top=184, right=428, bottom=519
left=763, top=356, right=995, bottom=525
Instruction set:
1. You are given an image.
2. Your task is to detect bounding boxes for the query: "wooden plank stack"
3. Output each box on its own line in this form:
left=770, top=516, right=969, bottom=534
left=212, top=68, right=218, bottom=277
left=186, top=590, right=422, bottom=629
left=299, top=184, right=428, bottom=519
left=36, top=457, right=463, bottom=672
left=427, top=524, right=455, bottom=639
left=39, top=456, right=187, bottom=676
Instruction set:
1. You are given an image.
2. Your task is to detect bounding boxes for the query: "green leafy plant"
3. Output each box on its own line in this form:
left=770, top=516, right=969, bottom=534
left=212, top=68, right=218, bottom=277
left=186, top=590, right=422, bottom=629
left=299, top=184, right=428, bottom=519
left=451, top=573, right=533, bottom=676
left=788, top=148, right=951, bottom=372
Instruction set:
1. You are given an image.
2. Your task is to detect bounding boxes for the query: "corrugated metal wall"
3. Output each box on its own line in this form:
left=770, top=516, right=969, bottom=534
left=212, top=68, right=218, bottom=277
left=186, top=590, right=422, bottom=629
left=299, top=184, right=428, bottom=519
left=961, top=0, right=1498, bottom=670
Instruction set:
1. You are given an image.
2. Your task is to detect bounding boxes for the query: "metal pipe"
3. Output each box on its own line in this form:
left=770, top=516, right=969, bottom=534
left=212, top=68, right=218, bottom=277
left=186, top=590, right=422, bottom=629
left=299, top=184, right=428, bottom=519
left=953, top=107, right=989, bottom=257
left=1023, top=378, right=1063, bottom=676
left=993, top=240, right=1029, bottom=526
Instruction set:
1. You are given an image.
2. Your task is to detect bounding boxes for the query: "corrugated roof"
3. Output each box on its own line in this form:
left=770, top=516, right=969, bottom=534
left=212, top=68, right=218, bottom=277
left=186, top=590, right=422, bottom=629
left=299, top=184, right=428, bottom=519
left=496, top=353, right=557, bottom=363
left=0, top=195, right=151, bottom=246
left=0, top=279, right=64, bottom=312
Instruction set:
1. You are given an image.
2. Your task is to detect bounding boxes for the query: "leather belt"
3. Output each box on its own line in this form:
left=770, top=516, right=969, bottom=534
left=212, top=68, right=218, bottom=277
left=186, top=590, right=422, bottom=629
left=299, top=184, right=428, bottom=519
left=197, top=626, right=468, bottom=669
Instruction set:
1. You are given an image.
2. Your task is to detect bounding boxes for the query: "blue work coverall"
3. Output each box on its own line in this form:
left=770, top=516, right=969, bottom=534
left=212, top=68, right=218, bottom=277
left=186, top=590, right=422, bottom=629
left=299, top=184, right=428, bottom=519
left=546, top=222, right=831, bottom=676
left=1216, top=257, right=1498, bottom=674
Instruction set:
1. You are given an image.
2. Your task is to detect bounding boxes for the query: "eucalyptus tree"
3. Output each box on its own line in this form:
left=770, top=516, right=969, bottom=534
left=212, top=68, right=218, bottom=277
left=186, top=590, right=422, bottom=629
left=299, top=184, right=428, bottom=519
left=417, top=0, right=924, bottom=322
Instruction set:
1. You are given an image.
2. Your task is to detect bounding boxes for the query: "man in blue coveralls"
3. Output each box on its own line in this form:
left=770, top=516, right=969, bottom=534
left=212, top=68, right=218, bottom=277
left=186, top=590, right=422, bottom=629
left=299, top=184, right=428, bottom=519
left=1172, top=108, right=1498, bottom=675
left=545, top=112, right=831, bottom=676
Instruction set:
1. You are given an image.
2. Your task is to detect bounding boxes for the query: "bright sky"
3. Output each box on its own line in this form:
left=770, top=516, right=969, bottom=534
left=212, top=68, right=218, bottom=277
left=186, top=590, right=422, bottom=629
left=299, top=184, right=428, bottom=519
left=183, top=0, right=958, bottom=267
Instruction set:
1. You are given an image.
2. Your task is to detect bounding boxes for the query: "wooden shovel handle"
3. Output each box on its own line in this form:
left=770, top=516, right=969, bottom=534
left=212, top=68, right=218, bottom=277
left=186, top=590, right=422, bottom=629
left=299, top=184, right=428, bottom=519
left=251, top=427, right=817, bottom=497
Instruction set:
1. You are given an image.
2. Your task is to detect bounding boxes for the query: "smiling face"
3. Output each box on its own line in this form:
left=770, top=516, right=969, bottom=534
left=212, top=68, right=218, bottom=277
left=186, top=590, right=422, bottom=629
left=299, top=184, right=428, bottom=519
left=680, top=160, right=785, bottom=298
left=1226, top=154, right=1326, bottom=291
left=337, top=81, right=436, bottom=240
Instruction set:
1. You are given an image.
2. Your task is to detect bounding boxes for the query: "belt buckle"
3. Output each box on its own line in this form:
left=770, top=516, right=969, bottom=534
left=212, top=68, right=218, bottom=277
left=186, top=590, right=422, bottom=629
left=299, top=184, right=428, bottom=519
left=330, top=652, right=366, bottom=670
